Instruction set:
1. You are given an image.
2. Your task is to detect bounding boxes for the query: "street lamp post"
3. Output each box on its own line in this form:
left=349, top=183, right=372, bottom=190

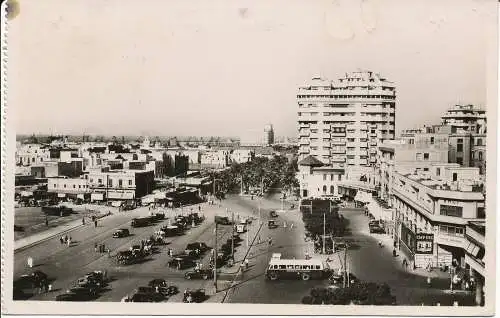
left=322, top=213, right=326, bottom=254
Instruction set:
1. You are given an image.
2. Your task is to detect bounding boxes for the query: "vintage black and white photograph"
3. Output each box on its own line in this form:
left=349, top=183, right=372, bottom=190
left=1, top=0, right=497, bottom=315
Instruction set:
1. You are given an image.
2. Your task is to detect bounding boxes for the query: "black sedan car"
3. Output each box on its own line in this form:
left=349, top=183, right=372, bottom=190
left=113, top=228, right=130, bottom=238
left=183, top=289, right=207, bottom=303
left=168, top=256, right=196, bottom=270
left=147, top=279, right=179, bottom=296
left=184, top=269, right=213, bottom=280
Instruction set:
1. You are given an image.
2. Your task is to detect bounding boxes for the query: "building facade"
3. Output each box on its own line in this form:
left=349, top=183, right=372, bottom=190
left=87, top=169, right=154, bottom=201
left=297, top=71, right=396, bottom=168
left=391, top=165, right=485, bottom=270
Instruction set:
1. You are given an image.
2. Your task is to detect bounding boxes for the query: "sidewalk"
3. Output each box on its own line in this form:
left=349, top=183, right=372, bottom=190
left=14, top=207, right=113, bottom=252
left=14, top=219, right=84, bottom=252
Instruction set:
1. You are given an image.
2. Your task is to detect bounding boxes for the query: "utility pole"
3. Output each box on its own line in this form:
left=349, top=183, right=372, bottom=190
left=231, top=210, right=235, bottom=263
left=343, top=244, right=348, bottom=288
left=240, top=176, right=243, bottom=195
left=322, top=213, right=326, bottom=254
left=214, top=220, right=218, bottom=292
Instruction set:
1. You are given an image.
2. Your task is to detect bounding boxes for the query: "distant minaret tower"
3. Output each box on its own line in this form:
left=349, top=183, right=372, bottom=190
left=264, top=124, right=274, bottom=145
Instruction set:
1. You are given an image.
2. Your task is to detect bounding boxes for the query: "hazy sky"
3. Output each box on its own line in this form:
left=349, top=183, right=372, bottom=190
left=8, top=0, right=496, bottom=139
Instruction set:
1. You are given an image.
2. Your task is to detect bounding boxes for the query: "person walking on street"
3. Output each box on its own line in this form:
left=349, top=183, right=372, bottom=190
left=94, top=243, right=98, bottom=253
left=283, top=221, right=287, bottom=229
left=427, top=276, right=432, bottom=287
left=82, top=217, right=85, bottom=225
left=60, top=237, right=64, bottom=245
left=67, top=236, right=72, bottom=247
left=244, top=258, right=249, bottom=269
left=64, top=235, right=68, bottom=243
left=290, top=223, right=294, bottom=230
left=45, top=216, right=49, bottom=227
left=94, top=220, right=98, bottom=228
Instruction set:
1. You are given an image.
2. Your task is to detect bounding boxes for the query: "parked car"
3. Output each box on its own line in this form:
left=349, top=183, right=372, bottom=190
left=67, top=286, right=98, bottom=297
left=328, top=273, right=359, bottom=286
left=113, top=228, right=130, bottom=238
left=369, top=224, right=385, bottom=234
left=128, top=293, right=156, bottom=302
left=168, top=256, right=196, bottom=270
left=147, top=278, right=179, bottom=296
left=183, top=289, right=207, bottom=303
left=185, top=242, right=209, bottom=255
left=268, top=220, right=278, bottom=229
left=184, top=269, right=213, bottom=280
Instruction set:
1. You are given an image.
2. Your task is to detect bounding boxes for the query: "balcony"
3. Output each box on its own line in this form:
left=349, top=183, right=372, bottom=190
left=331, top=156, right=346, bottom=162
left=299, top=131, right=310, bottom=137
left=332, top=149, right=346, bottom=154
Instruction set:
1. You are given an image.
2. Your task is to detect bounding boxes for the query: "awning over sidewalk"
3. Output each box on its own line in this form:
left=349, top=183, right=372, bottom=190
left=77, top=194, right=85, bottom=200
left=57, top=193, right=66, bottom=198
left=21, top=191, right=34, bottom=197
left=91, top=193, right=104, bottom=201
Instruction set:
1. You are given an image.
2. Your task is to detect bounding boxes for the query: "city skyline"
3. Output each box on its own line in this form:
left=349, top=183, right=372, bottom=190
left=9, top=0, right=495, bottom=137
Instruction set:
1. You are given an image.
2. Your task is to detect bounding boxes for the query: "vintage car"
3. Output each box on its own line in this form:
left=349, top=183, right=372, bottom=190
left=328, top=273, right=359, bottom=286
left=185, top=242, right=210, bottom=254
left=168, top=256, right=196, bottom=270
left=184, top=269, right=213, bottom=280
left=113, top=228, right=130, bottom=238
left=182, top=289, right=207, bottom=303
left=269, top=210, right=278, bottom=218
left=147, top=279, right=179, bottom=296
left=268, top=220, right=278, bottom=229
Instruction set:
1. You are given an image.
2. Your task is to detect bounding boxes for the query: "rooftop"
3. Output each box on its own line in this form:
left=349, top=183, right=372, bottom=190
left=298, top=155, right=324, bottom=167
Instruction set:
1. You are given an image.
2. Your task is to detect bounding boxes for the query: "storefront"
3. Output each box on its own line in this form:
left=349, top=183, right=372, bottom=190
left=399, top=222, right=416, bottom=267
left=414, top=233, right=434, bottom=268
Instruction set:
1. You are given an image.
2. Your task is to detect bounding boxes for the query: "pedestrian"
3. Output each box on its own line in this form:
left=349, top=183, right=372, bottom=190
left=94, top=220, right=98, bottom=228
left=67, top=237, right=71, bottom=247
left=82, top=217, right=85, bottom=225
left=283, top=221, right=287, bottom=228
left=244, top=258, right=249, bottom=269
left=427, top=276, right=432, bottom=287
left=48, top=283, right=52, bottom=292
left=402, top=259, right=406, bottom=269
left=198, top=205, right=201, bottom=212
left=64, top=235, right=68, bottom=243
left=94, top=243, right=98, bottom=252
left=27, top=256, right=33, bottom=268
left=60, top=237, right=64, bottom=245
left=45, top=217, right=49, bottom=227
left=290, top=223, right=294, bottom=229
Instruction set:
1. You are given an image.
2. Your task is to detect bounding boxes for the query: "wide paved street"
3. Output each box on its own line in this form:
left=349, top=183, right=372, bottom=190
left=224, top=196, right=475, bottom=306
left=14, top=194, right=475, bottom=305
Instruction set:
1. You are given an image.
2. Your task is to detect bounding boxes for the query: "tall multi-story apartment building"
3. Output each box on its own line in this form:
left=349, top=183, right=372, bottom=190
left=438, top=104, right=487, bottom=175
left=297, top=71, right=396, bottom=172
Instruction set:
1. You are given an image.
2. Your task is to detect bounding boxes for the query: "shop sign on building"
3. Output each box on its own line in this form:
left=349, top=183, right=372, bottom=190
left=416, top=233, right=434, bottom=254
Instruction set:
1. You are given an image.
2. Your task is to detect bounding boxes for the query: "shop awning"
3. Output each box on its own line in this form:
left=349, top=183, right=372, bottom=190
left=91, top=193, right=104, bottom=201
left=57, top=193, right=66, bottom=198
left=77, top=194, right=85, bottom=199
left=21, top=191, right=34, bottom=197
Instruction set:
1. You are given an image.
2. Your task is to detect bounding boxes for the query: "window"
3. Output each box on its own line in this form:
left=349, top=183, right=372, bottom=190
left=478, top=151, right=483, bottom=160
left=323, top=185, right=327, bottom=193
left=409, top=139, right=415, bottom=145
left=338, top=174, right=341, bottom=181
left=295, top=265, right=301, bottom=269
left=279, top=265, right=286, bottom=269
left=129, top=180, right=133, bottom=186
left=73, top=185, right=76, bottom=188
left=53, top=184, right=56, bottom=188
left=323, top=174, right=327, bottom=181
left=457, top=157, right=463, bottom=166
left=436, top=168, right=441, bottom=176
left=424, top=153, right=429, bottom=160
left=98, top=178, right=102, bottom=184
left=64, top=184, right=66, bottom=188
left=457, top=144, right=463, bottom=152
left=330, top=185, right=334, bottom=194
left=440, top=205, right=463, bottom=218
left=119, top=179, right=123, bottom=188
left=315, top=265, right=321, bottom=270
left=287, top=265, right=294, bottom=270
left=416, top=153, right=423, bottom=161
left=108, top=179, right=113, bottom=187
left=452, top=173, right=457, bottom=182
left=430, top=137, right=434, bottom=144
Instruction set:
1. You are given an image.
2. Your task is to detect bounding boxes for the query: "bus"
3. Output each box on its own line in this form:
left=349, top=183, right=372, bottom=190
left=265, top=257, right=332, bottom=281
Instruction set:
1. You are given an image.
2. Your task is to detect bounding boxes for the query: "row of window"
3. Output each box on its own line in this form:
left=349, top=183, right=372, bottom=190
left=89, top=178, right=133, bottom=187
left=53, top=183, right=89, bottom=189
left=297, top=95, right=395, bottom=99
left=269, top=264, right=322, bottom=270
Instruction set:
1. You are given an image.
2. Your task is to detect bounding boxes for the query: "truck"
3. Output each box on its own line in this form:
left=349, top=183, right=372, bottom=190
left=214, top=216, right=232, bottom=225
left=131, top=217, right=152, bottom=228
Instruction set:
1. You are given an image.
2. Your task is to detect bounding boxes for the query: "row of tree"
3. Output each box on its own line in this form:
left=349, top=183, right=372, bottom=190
left=302, top=283, right=396, bottom=305
left=207, top=155, right=299, bottom=195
